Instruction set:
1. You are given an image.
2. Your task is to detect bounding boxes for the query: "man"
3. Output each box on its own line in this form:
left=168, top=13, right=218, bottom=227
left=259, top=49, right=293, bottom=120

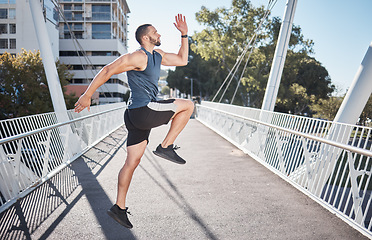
left=74, top=14, right=193, bottom=228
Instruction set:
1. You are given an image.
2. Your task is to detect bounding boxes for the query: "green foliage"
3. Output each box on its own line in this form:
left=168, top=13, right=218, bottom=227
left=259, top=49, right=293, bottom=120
left=0, top=49, right=77, bottom=120
left=310, top=93, right=371, bottom=124
left=276, top=83, right=314, bottom=115
left=161, top=86, right=170, bottom=95
left=168, top=0, right=335, bottom=114
left=310, top=96, right=343, bottom=120
left=167, top=39, right=224, bottom=99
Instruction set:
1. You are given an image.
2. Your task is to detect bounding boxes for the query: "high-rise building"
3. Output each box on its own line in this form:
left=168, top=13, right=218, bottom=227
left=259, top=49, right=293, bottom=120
left=0, top=0, right=130, bottom=105
left=0, top=0, right=59, bottom=58
left=59, top=0, right=130, bottom=104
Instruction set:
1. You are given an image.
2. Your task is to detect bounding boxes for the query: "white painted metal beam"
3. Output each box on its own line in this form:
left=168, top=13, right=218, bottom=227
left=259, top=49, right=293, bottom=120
left=261, top=0, right=298, bottom=112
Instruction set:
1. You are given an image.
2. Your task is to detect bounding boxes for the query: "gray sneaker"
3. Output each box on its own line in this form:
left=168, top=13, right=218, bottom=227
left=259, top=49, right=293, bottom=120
left=153, top=144, right=186, bottom=164
left=107, top=204, right=133, bottom=229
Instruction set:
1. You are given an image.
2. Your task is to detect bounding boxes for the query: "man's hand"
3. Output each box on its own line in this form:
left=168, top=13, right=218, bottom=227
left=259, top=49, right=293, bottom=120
left=74, top=94, right=91, bottom=113
left=174, top=14, right=188, bottom=35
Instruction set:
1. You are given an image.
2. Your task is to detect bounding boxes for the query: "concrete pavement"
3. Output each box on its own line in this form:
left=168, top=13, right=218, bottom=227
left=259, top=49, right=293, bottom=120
left=0, top=120, right=368, bottom=239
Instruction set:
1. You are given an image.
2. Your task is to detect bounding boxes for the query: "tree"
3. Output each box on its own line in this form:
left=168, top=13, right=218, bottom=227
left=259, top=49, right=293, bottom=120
left=0, top=49, right=77, bottom=120
left=161, top=86, right=170, bottom=95
left=167, top=38, right=223, bottom=99
left=309, top=93, right=371, bottom=124
left=276, top=83, right=314, bottom=115
left=261, top=17, right=333, bottom=114
left=169, top=0, right=334, bottom=113
left=310, top=96, right=343, bottom=120
left=191, top=0, right=270, bottom=104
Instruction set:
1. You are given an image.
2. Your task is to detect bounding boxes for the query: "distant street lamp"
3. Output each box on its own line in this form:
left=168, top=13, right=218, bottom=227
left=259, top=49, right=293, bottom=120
left=190, top=78, right=193, bottom=98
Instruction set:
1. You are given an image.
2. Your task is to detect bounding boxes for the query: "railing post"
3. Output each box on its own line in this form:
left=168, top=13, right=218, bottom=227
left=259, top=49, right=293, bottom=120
left=40, top=131, right=52, bottom=177
left=346, top=151, right=371, bottom=225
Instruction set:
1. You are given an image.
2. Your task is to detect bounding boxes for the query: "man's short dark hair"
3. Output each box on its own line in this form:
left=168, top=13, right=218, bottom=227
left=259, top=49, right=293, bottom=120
left=135, top=24, right=152, bottom=44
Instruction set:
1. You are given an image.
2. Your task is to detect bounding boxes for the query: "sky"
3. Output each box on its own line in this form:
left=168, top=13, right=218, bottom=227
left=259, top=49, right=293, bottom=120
left=126, top=0, right=372, bottom=95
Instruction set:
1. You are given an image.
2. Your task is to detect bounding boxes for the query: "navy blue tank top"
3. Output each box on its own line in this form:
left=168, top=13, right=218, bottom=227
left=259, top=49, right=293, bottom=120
left=127, top=47, right=162, bottom=109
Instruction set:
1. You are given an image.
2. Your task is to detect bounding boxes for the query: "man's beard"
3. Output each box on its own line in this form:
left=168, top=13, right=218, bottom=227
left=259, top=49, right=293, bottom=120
left=149, top=36, right=161, bottom=46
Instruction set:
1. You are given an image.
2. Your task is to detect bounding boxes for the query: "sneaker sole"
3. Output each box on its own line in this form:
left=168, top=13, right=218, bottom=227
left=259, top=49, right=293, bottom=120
left=153, top=151, right=186, bottom=164
left=107, top=209, right=133, bottom=229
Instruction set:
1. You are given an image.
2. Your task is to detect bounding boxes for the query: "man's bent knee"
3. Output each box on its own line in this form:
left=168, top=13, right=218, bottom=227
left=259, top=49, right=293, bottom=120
left=186, top=99, right=194, bottom=111
left=174, top=99, right=194, bottom=113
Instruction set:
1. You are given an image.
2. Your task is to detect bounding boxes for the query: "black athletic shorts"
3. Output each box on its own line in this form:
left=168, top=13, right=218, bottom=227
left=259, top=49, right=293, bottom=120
left=124, top=99, right=177, bottom=146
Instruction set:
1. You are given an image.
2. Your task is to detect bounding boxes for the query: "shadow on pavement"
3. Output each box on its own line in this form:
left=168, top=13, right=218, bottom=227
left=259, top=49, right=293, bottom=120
left=139, top=148, right=219, bottom=240
left=0, top=127, right=136, bottom=240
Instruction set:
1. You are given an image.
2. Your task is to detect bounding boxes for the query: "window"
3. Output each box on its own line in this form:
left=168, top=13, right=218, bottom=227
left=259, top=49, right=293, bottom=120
left=0, top=39, right=8, bottom=49
left=74, top=4, right=82, bottom=10
left=64, top=23, right=70, bottom=32
left=74, top=13, right=82, bottom=20
left=92, top=24, right=110, bottom=39
left=59, top=51, right=84, bottom=56
left=0, top=9, right=7, bottom=19
left=0, top=0, right=8, bottom=3
left=9, top=39, right=15, bottom=49
left=64, top=12, right=72, bottom=20
left=92, top=5, right=110, bottom=20
left=71, top=65, right=83, bottom=70
left=9, top=0, right=15, bottom=4
left=99, top=92, right=124, bottom=98
left=92, top=5, right=110, bottom=12
left=73, top=79, right=83, bottom=84
left=0, top=24, right=7, bottom=34
left=71, top=79, right=89, bottom=84
left=92, top=51, right=112, bottom=56
left=8, top=8, right=15, bottom=19
left=74, top=32, right=82, bottom=39
left=9, top=24, right=15, bottom=34
left=64, top=5, right=72, bottom=11
left=74, top=23, right=83, bottom=30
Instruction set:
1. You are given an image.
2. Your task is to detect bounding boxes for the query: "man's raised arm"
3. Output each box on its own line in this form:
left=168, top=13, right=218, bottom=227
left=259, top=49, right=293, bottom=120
left=157, top=14, right=189, bottom=66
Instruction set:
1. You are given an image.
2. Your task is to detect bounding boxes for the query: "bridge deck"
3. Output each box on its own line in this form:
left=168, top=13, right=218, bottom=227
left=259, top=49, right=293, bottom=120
left=0, top=120, right=367, bottom=239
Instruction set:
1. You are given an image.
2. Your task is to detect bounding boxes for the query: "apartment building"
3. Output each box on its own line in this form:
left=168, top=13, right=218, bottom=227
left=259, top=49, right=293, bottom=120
left=0, top=0, right=130, bottom=105
left=0, top=0, right=59, bottom=57
left=59, top=0, right=130, bottom=104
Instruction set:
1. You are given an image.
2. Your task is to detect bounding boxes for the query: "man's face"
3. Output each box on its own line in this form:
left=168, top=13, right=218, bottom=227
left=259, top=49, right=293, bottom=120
left=147, top=26, right=161, bottom=46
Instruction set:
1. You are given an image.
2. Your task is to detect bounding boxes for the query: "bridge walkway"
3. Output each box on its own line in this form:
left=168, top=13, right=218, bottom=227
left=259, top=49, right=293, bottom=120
left=0, top=120, right=367, bottom=239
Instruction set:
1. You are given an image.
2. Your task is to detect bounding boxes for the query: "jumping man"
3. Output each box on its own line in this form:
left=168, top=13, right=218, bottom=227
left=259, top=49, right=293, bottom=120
left=74, top=14, right=193, bottom=228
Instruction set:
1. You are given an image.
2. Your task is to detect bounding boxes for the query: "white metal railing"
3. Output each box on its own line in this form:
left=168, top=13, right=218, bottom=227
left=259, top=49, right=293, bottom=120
left=0, top=102, right=126, bottom=213
left=196, top=101, right=372, bottom=238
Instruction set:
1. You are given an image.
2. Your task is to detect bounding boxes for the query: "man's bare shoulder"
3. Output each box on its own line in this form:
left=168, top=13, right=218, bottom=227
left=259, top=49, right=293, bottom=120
left=154, top=49, right=165, bottom=56
left=126, top=49, right=147, bottom=59
left=121, top=49, right=147, bottom=70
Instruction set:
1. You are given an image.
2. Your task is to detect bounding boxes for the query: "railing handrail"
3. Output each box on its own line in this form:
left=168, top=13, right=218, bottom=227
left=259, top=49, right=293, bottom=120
left=201, top=101, right=369, bottom=130
left=197, top=104, right=372, bottom=158
left=0, top=105, right=126, bottom=145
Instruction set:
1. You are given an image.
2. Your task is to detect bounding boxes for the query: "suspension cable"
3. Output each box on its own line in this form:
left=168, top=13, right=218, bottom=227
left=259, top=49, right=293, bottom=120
left=230, top=1, right=276, bottom=104
left=231, top=37, right=257, bottom=104
left=52, top=0, right=114, bottom=99
left=212, top=0, right=278, bottom=103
